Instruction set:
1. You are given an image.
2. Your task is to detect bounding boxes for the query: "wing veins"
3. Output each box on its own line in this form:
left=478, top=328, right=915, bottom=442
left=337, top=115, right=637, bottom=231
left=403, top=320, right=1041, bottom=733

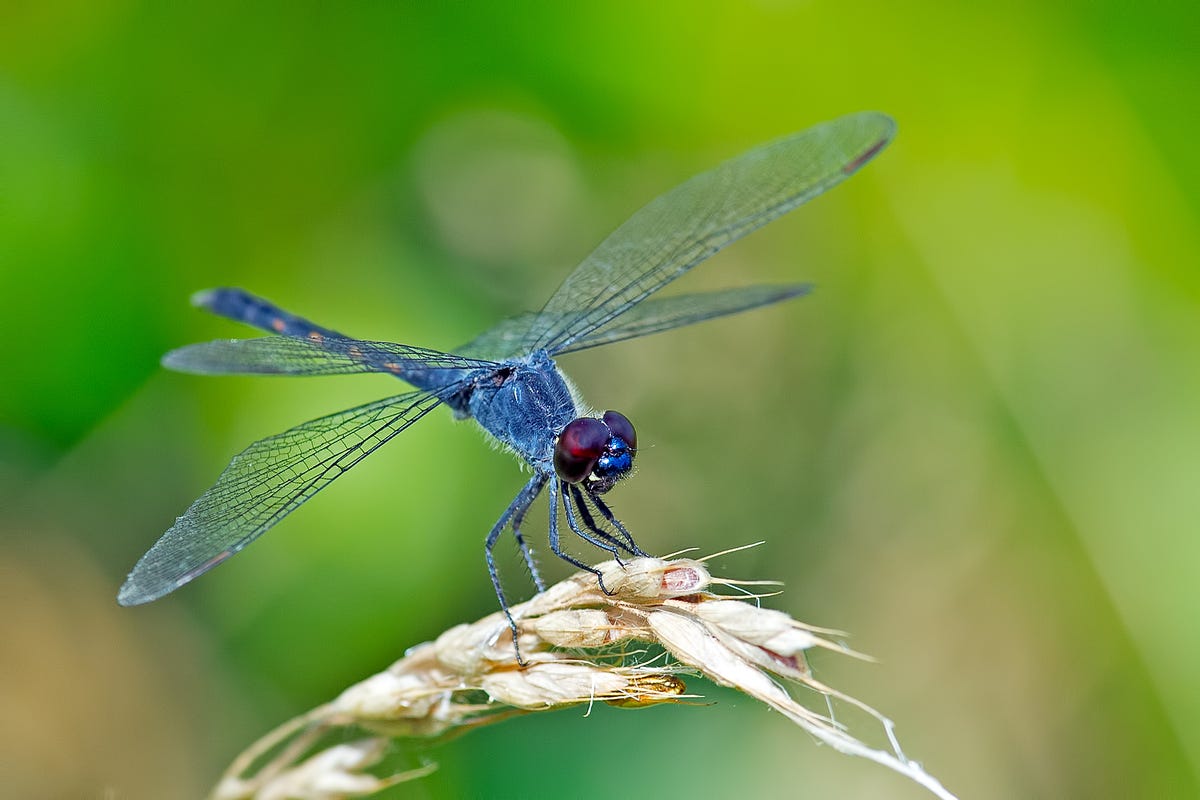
left=164, top=335, right=498, bottom=377
left=517, top=112, right=894, bottom=355
left=118, top=384, right=459, bottom=605
left=538, top=179, right=821, bottom=354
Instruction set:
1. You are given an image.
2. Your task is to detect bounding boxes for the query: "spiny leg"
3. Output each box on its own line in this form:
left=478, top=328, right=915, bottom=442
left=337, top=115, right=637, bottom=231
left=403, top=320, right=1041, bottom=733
left=568, top=484, right=639, bottom=558
left=485, top=473, right=547, bottom=664
left=561, top=484, right=633, bottom=566
left=562, top=483, right=626, bottom=566
left=586, top=490, right=649, bottom=557
left=573, top=485, right=649, bottom=557
left=511, top=494, right=545, bottom=593
left=547, top=480, right=614, bottom=595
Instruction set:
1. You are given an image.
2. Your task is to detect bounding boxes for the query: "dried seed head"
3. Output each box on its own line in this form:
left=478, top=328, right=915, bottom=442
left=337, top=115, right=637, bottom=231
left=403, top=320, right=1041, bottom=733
left=691, top=600, right=819, bottom=654
left=605, top=673, right=689, bottom=708
left=599, top=557, right=710, bottom=601
left=480, top=662, right=676, bottom=709
left=215, top=555, right=957, bottom=800
left=215, top=739, right=436, bottom=800
left=531, top=609, right=621, bottom=648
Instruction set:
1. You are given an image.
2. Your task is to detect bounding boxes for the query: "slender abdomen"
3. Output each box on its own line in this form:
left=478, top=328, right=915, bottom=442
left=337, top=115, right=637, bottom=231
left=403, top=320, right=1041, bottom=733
left=192, top=288, right=346, bottom=340
left=193, top=286, right=480, bottom=394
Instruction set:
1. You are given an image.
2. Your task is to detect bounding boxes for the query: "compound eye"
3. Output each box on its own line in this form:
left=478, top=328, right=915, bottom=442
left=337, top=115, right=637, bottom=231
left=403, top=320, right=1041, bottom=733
left=554, top=417, right=609, bottom=483
left=602, top=410, right=637, bottom=451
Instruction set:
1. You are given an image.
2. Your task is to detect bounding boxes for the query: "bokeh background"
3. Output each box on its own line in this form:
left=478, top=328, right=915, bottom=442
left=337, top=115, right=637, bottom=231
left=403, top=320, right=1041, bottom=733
left=3, top=2, right=1198, bottom=798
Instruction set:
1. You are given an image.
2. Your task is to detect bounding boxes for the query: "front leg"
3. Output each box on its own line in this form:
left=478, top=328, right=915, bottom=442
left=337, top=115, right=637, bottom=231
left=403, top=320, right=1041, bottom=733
left=568, top=483, right=643, bottom=557
left=546, top=479, right=614, bottom=596
left=561, top=482, right=626, bottom=566
left=579, top=488, right=649, bottom=558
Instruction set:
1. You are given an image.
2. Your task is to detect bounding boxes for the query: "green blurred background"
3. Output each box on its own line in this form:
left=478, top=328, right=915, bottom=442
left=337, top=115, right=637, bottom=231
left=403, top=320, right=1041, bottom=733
left=3, top=2, right=1198, bottom=798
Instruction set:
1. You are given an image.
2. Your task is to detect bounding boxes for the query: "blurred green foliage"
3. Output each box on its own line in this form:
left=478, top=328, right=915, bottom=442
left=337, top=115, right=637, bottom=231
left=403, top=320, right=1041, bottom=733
left=3, top=2, right=1199, bottom=798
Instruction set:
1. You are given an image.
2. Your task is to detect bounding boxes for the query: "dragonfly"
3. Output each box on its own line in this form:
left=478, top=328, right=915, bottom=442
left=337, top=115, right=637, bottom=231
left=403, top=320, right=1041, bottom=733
left=118, top=111, right=895, bottom=655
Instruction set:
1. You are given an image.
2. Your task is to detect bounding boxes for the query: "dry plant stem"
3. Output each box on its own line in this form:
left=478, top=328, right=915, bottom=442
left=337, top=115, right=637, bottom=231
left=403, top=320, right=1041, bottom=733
left=213, top=557, right=958, bottom=800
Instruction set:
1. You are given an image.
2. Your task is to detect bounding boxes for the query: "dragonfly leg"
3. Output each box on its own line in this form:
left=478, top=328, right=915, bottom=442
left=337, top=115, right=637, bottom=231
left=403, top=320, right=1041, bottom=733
left=568, top=484, right=642, bottom=557
left=511, top=495, right=544, bottom=593
left=485, top=472, right=548, bottom=665
left=562, top=484, right=627, bottom=565
left=578, top=488, right=649, bottom=557
left=548, top=480, right=614, bottom=595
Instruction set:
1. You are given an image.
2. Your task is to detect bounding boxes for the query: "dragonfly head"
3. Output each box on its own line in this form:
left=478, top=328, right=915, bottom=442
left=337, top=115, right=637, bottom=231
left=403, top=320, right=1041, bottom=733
left=553, top=410, right=637, bottom=494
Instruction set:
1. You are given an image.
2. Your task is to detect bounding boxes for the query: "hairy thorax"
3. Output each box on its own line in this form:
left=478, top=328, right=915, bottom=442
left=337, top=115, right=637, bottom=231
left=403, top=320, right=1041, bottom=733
left=466, top=350, right=578, bottom=467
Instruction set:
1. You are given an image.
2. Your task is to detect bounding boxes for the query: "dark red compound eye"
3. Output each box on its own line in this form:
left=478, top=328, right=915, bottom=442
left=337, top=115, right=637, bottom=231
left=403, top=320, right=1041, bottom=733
left=602, top=410, right=637, bottom=451
left=554, top=417, right=609, bottom=483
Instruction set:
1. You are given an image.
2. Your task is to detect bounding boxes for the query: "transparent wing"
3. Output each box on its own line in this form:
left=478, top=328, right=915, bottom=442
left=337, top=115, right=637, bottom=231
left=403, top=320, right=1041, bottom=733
left=458, top=284, right=809, bottom=357
left=164, top=335, right=498, bottom=376
left=514, top=111, right=894, bottom=355
left=555, top=283, right=812, bottom=354
left=455, top=313, right=542, bottom=360
left=117, top=387, right=449, bottom=605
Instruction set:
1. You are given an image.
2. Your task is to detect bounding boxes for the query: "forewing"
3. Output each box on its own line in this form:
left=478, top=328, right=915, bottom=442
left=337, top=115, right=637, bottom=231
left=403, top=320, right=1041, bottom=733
left=556, top=283, right=812, bottom=354
left=164, top=335, right=497, bottom=376
left=458, top=285, right=812, bottom=358
left=117, top=388, right=448, bottom=605
left=522, top=111, right=894, bottom=354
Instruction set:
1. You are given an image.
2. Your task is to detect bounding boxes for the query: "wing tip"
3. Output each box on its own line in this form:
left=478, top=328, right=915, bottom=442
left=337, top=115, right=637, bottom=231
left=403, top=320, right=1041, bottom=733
left=846, top=110, right=897, bottom=140
left=117, top=575, right=161, bottom=606
left=841, top=112, right=897, bottom=176
left=117, top=545, right=236, bottom=607
left=160, top=346, right=195, bottom=372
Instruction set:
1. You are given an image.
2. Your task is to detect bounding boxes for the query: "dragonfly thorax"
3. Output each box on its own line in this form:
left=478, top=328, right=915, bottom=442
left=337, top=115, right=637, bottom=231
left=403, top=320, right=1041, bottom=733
left=553, top=410, right=637, bottom=494
left=461, top=351, right=578, bottom=465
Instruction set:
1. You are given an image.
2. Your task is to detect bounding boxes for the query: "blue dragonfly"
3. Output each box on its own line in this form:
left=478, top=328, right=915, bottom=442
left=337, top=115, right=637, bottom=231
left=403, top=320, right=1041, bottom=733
left=119, top=111, right=895, bottom=654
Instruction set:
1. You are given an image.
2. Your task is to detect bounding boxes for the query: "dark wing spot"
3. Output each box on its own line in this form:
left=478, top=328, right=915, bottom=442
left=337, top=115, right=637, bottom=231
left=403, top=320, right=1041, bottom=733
left=842, top=136, right=890, bottom=175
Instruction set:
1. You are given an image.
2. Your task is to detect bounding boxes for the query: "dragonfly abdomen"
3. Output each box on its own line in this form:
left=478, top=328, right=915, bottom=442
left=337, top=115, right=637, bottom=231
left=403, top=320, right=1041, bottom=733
left=193, top=287, right=346, bottom=341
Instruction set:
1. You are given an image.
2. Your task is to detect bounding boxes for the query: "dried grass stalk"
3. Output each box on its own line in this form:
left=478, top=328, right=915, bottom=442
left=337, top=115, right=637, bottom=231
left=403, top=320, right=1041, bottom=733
left=212, top=555, right=957, bottom=800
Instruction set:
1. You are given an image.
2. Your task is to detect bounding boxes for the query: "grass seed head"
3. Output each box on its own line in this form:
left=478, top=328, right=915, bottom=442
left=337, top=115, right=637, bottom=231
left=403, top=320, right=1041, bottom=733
left=213, top=556, right=958, bottom=800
